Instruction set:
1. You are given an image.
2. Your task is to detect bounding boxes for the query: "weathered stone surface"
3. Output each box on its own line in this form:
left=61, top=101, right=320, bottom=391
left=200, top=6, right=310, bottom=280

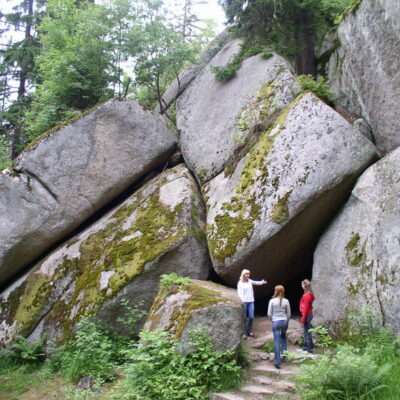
left=327, top=0, right=400, bottom=154
left=312, top=147, right=400, bottom=335
left=203, top=92, right=378, bottom=289
left=144, top=279, right=243, bottom=353
left=155, top=29, right=230, bottom=113
left=177, top=39, right=301, bottom=183
left=0, top=164, right=210, bottom=345
left=0, top=99, right=176, bottom=285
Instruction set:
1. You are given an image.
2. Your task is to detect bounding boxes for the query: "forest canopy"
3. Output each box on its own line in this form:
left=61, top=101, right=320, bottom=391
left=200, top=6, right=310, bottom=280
left=0, top=0, right=358, bottom=168
left=0, top=0, right=215, bottom=167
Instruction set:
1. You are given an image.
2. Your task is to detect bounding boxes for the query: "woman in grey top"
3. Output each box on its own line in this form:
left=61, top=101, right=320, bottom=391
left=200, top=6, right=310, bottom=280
left=267, top=285, right=291, bottom=369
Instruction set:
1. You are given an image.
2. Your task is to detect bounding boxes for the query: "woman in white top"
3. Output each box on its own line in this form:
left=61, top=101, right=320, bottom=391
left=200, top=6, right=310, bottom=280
left=237, top=269, right=267, bottom=337
left=267, top=285, right=291, bottom=369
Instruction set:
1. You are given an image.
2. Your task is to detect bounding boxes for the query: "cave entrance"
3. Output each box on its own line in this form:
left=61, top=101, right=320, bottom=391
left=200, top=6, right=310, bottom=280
left=254, top=273, right=310, bottom=318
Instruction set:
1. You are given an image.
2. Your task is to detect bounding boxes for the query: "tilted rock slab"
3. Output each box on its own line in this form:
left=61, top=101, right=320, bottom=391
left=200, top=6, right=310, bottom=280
left=144, top=279, right=243, bottom=353
left=177, top=39, right=301, bottom=184
left=327, top=0, right=400, bottom=154
left=312, top=147, right=400, bottom=335
left=0, top=164, right=210, bottom=345
left=204, top=92, right=378, bottom=288
left=0, top=99, right=176, bottom=285
left=155, top=29, right=230, bottom=113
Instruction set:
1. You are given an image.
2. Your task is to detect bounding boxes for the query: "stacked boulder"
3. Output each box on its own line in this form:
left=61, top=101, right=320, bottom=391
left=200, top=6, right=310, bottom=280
left=313, top=147, right=400, bottom=334
left=327, top=0, right=400, bottom=153
left=0, top=165, right=211, bottom=345
left=0, top=100, right=176, bottom=285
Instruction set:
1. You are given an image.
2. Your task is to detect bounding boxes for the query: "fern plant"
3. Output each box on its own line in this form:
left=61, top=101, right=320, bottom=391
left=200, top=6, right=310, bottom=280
left=296, top=344, right=391, bottom=400
left=9, top=335, right=46, bottom=365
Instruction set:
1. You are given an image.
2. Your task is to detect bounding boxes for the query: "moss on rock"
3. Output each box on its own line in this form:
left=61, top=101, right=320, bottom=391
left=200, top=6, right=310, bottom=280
left=270, top=191, right=291, bottom=224
left=146, top=279, right=228, bottom=339
left=6, top=169, right=200, bottom=341
left=207, top=93, right=307, bottom=261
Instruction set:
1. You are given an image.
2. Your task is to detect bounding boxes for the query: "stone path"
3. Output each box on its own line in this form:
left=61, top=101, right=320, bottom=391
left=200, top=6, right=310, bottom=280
left=210, top=317, right=315, bottom=400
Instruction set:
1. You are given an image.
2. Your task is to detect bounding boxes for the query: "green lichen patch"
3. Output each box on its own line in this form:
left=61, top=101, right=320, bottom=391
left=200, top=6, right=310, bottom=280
left=345, top=232, right=367, bottom=267
left=345, top=233, right=360, bottom=251
left=148, top=279, right=225, bottom=339
left=270, top=191, right=291, bottom=224
left=6, top=172, right=198, bottom=341
left=208, top=93, right=308, bottom=262
left=347, top=281, right=361, bottom=296
left=207, top=201, right=260, bottom=261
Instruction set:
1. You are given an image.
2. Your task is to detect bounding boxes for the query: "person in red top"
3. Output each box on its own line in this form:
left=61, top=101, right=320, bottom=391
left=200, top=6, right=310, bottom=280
left=299, top=279, right=315, bottom=353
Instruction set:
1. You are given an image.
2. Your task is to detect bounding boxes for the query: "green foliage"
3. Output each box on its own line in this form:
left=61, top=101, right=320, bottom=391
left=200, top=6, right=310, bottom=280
left=116, top=299, right=147, bottom=338
left=220, top=0, right=353, bottom=74
left=159, top=272, right=191, bottom=291
left=111, top=329, right=243, bottom=400
left=296, top=344, right=391, bottom=400
left=0, top=335, right=46, bottom=368
left=347, top=306, right=382, bottom=339
left=211, top=44, right=269, bottom=82
left=261, top=341, right=274, bottom=353
left=24, top=0, right=115, bottom=139
left=296, top=74, right=336, bottom=105
left=49, top=316, right=116, bottom=382
left=125, top=0, right=214, bottom=115
left=309, top=325, right=334, bottom=348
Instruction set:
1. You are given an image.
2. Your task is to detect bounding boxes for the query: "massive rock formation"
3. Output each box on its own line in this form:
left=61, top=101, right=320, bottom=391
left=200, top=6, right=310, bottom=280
left=144, top=278, right=243, bottom=353
left=0, top=165, right=210, bottom=345
left=177, top=40, right=301, bottom=184
left=203, top=92, right=377, bottom=289
left=312, top=147, right=400, bottom=335
left=327, top=0, right=400, bottom=154
left=0, top=99, right=176, bottom=286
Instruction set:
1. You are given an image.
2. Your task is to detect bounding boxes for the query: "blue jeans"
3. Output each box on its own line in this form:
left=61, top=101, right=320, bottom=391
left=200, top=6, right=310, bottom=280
left=243, top=302, right=254, bottom=335
left=272, top=319, right=288, bottom=366
left=303, top=314, right=313, bottom=352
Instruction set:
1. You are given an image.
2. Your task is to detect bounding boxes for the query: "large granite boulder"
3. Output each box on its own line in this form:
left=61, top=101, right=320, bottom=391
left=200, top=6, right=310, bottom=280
left=176, top=39, right=302, bottom=184
left=327, top=0, right=400, bottom=154
left=0, top=99, right=176, bottom=286
left=0, top=164, right=210, bottom=346
left=144, top=278, right=243, bottom=354
left=155, top=29, right=230, bottom=113
left=312, top=147, right=400, bottom=335
left=203, top=92, right=378, bottom=289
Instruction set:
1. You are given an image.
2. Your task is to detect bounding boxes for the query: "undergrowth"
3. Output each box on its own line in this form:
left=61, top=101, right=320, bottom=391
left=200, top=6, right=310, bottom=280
left=296, top=74, right=336, bottom=106
left=110, top=329, right=243, bottom=400
left=296, top=308, right=400, bottom=400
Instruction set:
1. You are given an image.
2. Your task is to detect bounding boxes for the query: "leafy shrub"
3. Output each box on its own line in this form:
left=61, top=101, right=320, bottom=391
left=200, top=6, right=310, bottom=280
left=296, top=344, right=391, bottom=400
left=111, top=329, right=243, bottom=400
left=212, top=44, right=272, bottom=82
left=159, top=272, right=191, bottom=291
left=296, top=74, right=336, bottom=106
left=50, top=317, right=116, bottom=382
left=347, top=306, right=382, bottom=339
left=309, top=325, right=334, bottom=348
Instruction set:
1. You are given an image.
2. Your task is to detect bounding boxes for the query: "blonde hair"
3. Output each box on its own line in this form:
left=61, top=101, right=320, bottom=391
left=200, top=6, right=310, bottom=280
left=273, top=285, right=285, bottom=306
left=239, top=269, right=250, bottom=281
left=302, top=279, right=313, bottom=294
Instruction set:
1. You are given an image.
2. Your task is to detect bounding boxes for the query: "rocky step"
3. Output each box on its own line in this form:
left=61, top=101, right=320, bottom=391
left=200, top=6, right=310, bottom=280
left=251, top=361, right=298, bottom=377
left=250, top=374, right=297, bottom=393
